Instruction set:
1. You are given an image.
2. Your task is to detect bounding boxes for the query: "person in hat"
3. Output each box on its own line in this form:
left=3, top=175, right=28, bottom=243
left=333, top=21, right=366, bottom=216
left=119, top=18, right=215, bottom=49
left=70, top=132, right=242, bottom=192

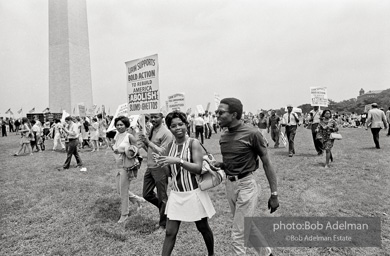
left=366, top=103, right=388, bottom=149
left=211, top=97, right=278, bottom=256
left=281, top=104, right=300, bottom=157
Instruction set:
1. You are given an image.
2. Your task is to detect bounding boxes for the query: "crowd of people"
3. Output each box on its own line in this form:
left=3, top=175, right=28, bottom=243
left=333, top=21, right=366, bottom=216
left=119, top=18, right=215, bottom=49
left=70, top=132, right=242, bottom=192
left=2, top=100, right=389, bottom=256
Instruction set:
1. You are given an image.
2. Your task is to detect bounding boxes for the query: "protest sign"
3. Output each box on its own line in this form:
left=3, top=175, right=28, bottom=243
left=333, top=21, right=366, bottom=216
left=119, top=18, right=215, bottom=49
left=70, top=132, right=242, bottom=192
left=167, top=93, right=186, bottom=112
left=60, top=110, right=70, bottom=123
left=126, top=54, right=160, bottom=114
left=206, top=102, right=211, bottom=112
left=280, top=131, right=287, bottom=147
left=310, top=87, right=328, bottom=107
left=107, top=103, right=131, bottom=132
left=214, top=93, right=221, bottom=110
left=364, top=104, right=372, bottom=113
left=196, top=105, right=205, bottom=114
left=78, top=103, right=86, bottom=117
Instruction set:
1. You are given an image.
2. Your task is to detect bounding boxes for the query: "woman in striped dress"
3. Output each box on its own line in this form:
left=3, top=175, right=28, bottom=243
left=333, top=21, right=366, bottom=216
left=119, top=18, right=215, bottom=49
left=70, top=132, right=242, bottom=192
left=156, top=111, right=215, bottom=256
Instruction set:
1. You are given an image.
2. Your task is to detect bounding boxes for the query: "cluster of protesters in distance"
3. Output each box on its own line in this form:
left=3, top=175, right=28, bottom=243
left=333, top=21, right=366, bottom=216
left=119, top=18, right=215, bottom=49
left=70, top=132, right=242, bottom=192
left=3, top=99, right=389, bottom=256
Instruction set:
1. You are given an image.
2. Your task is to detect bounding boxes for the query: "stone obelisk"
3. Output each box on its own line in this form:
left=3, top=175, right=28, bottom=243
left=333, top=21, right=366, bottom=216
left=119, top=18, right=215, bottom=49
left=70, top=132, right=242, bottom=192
left=49, top=0, right=93, bottom=113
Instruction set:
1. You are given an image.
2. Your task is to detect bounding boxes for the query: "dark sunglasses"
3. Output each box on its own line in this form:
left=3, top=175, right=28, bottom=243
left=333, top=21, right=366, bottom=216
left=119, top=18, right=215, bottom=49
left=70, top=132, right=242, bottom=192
left=216, top=110, right=229, bottom=115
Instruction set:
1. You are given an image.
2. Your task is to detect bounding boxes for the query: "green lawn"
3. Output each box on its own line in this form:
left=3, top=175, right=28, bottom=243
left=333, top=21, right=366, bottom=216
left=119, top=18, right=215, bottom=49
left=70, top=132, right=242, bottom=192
left=1, top=126, right=389, bottom=255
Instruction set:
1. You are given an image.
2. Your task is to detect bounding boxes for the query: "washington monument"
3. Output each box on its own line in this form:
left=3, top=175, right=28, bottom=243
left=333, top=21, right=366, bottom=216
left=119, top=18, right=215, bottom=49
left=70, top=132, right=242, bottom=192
left=49, top=0, right=93, bottom=113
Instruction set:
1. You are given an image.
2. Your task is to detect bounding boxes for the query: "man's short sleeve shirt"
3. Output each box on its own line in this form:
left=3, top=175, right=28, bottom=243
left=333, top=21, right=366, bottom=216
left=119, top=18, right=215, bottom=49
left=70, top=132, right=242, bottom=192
left=219, top=123, right=267, bottom=176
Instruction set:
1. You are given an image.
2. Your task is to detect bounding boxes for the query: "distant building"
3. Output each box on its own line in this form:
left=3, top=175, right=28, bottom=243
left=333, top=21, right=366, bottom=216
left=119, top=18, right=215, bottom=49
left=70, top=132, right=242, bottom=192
left=357, top=88, right=384, bottom=101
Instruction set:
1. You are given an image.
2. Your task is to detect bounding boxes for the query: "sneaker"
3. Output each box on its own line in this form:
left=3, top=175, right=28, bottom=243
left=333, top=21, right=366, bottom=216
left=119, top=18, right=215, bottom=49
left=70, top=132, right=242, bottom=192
left=289, top=154, right=293, bottom=157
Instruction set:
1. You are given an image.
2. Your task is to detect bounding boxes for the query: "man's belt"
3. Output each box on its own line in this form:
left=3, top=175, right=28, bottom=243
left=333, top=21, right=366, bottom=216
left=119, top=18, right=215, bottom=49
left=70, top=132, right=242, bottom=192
left=227, top=172, right=252, bottom=182
left=68, top=138, right=78, bottom=141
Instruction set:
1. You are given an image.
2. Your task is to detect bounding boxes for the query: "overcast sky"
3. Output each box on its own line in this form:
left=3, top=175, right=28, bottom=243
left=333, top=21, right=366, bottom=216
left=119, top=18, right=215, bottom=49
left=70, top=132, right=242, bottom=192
left=1, top=0, right=389, bottom=116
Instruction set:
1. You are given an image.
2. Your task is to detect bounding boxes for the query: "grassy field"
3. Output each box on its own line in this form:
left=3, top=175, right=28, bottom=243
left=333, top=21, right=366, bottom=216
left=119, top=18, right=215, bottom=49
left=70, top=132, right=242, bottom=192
left=1, top=126, right=389, bottom=256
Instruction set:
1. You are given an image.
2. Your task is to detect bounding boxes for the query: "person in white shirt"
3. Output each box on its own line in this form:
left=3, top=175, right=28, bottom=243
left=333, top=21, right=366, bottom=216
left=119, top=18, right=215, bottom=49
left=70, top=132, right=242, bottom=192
left=58, top=116, right=83, bottom=170
left=366, top=103, right=388, bottom=149
left=281, top=104, right=300, bottom=157
left=203, top=112, right=211, bottom=139
left=52, top=119, right=65, bottom=151
left=194, top=114, right=205, bottom=144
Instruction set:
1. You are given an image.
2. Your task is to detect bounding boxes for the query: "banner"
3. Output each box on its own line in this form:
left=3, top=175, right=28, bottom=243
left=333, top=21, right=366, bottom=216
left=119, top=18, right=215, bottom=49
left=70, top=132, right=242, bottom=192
left=310, top=87, right=328, bottom=107
left=167, top=93, right=185, bottom=112
left=196, top=105, right=205, bottom=114
left=78, top=103, right=86, bottom=117
left=126, top=54, right=160, bottom=114
left=214, top=93, right=221, bottom=110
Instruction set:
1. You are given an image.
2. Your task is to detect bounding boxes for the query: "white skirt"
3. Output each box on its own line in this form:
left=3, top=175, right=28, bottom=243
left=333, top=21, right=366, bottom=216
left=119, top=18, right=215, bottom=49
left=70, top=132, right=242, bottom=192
left=165, top=188, right=216, bottom=222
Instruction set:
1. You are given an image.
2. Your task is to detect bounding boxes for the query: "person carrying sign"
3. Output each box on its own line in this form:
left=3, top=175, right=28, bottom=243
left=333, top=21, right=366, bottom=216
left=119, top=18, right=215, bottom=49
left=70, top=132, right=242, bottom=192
left=281, top=104, right=300, bottom=157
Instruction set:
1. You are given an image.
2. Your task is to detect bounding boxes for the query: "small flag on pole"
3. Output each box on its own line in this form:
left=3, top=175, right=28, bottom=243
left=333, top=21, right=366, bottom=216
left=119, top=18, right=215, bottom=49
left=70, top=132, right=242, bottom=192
left=42, top=107, right=50, bottom=113
left=17, top=108, right=22, bottom=114
left=5, top=108, right=12, bottom=114
left=73, top=107, right=76, bottom=114
left=29, top=107, right=35, bottom=113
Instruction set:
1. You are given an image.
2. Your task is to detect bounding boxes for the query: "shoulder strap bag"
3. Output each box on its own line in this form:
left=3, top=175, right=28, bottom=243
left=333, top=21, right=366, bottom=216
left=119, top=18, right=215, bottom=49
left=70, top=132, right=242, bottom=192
left=189, top=139, right=225, bottom=191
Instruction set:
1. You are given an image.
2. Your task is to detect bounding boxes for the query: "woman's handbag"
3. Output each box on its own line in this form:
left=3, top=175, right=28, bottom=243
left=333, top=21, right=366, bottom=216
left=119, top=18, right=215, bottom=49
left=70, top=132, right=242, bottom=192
left=190, top=139, right=225, bottom=191
left=330, top=133, right=342, bottom=140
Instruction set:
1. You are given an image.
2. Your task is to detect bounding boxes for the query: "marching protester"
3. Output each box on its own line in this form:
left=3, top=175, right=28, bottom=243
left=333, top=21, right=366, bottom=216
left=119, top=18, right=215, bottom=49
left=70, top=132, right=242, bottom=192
left=281, top=104, right=300, bottom=157
left=80, top=117, right=91, bottom=149
left=211, top=98, right=278, bottom=256
left=1, top=117, right=7, bottom=137
left=203, top=111, right=212, bottom=139
left=31, top=120, right=42, bottom=152
left=155, top=111, right=215, bottom=256
left=111, top=116, right=145, bottom=224
left=194, top=113, right=205, bottom=144
left=14, top=118, right=21, bottom=135
left=212, top=114, right=218, bottom=134
left=90, top=117, right=100, bottom=152
left=267, top=111, right=280, bottom=148
left=309, top=106, right=323, bottom=155
left=140, top=112, right=173, bottom=232
left=97, top=113, right=109, bottom=148
left=13, top=117, right=33, bottom=156
left=57, top=116, right=83, bottom=171
left=257, top=112, right=269, bottom=147
left=386, top=107, right=390, bottom=136
left=317, top=110, right=339, bottom=168
left=52, top=119, right=65, bottom=151
left=366, top=103, right=388, bottom=149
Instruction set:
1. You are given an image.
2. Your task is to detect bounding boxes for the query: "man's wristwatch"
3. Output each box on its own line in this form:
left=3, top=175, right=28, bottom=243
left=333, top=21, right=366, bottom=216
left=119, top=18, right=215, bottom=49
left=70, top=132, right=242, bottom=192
left=271, top=192, right=278, bottom=196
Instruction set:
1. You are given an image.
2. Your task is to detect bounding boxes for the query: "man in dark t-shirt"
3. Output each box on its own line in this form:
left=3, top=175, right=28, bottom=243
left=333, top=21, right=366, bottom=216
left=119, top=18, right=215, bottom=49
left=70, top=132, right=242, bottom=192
left=211, top=98, right=279, bottom=255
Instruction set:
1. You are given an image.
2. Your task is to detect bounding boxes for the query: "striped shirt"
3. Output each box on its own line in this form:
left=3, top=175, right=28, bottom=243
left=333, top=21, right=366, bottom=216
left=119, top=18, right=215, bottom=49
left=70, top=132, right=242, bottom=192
left=168, top=138, right=199, bottom=192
